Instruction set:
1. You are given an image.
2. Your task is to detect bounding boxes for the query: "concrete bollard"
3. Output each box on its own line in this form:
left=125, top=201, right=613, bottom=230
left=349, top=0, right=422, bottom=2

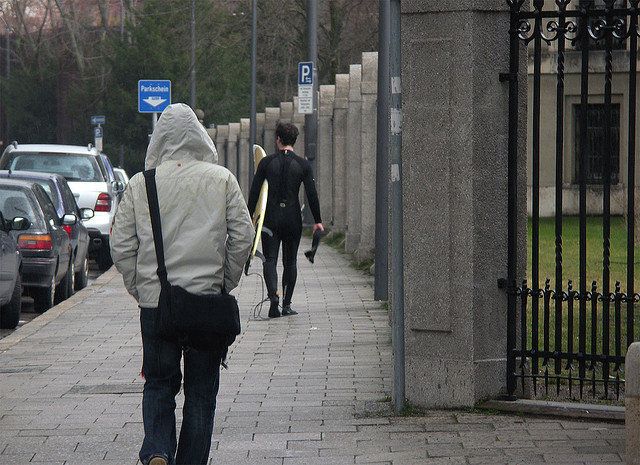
left=318, top=85, right=336, bottom=226
left=256, top=112, right=265, bottom=148
left=345, top=64, right=363, bottom=253
left=627, top=342, right=640, bottom=464
left=332, top=73, right=350, bottom=232
left=215, top=125, right=229, bottom=168
left=238, top=118, right=251, bottom=198
left=263, top=107, right=279, bottom=154
left=227, top=123, right=240, bottom=179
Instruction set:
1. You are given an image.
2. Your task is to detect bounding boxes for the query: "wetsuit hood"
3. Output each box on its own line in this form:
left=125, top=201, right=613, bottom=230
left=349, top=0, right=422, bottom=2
left=144, top=103, right=218, bottom=170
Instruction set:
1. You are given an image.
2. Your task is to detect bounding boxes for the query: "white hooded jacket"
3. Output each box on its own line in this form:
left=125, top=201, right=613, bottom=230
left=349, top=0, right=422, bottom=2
left=110, top=104, right=254, bottom=308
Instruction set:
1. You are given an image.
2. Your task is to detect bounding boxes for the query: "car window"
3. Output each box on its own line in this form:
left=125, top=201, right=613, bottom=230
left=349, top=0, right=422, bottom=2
left=95, top=156, right=109, bottom=180
left=33, top=180, right=64, bottom=214
left=114, top=169, right=127, bottom=184
left=59, top=179, right=80, bottom=215
left=0, top=186, right=44, bottom=229
left=100, top=155, right=116, bottom=182
left=5, top=152, right=105, bottom=182
left=33, top=185, right=60, bottom=225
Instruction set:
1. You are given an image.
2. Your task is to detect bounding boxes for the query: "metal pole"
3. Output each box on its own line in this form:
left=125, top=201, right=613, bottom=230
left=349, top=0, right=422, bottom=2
left=119, top=0, right=124, bottom=167
left=120, top=0, right=124, bottom=40
left=390, top=0, right=404, bottom=413
left=304, top=0, right=318, bottom=224
left=152, top=112, right=157, bottom=132
left=0, top=16, right=9, bottom=142
left=375, top=0, right=390, bottom=301
left=249, top=0, right=257, bottom=184
left=189, top=0, right=196, bottom=109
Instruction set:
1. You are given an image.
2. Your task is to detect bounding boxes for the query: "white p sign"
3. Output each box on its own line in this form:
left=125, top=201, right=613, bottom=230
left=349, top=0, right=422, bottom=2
left=298, top=62, right=313, bottom=86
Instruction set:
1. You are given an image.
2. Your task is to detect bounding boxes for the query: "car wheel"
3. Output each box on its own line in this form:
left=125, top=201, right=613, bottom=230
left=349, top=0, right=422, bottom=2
left=34, top=274, right=55, bottom=313
left=97, top=245, right=112, bottom=271
left=55, top=259, right=74, bottom=304
left=75, top=255, right=88, bottom=291
left=0, top=273, right=22, bottom=329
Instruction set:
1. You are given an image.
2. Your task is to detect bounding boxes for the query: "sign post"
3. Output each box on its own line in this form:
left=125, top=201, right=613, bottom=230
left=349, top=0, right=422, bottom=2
left=138, top=80, right=171, bottom=132
left=90, top=115, right=105, bottom=152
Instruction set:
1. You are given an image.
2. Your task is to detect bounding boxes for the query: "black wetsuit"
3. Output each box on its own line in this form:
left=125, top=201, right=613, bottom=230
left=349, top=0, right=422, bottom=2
left=247, top=149, right=322, bottom=306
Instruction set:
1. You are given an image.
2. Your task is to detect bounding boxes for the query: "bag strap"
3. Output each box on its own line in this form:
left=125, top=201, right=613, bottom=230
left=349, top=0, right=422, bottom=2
left=143, top=169, right=169, bottom=287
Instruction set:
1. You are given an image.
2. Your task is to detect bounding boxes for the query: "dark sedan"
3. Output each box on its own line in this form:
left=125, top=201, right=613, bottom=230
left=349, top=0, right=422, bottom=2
left=0, top=171, right=94, bottom=290
left=0, top=211, right=29, bottom=329
left=0, top=179, right=75, bottom=312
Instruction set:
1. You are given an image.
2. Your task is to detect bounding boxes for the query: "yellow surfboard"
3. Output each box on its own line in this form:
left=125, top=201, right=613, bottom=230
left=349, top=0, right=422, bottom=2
left=245, top=144, right=268, bottom=274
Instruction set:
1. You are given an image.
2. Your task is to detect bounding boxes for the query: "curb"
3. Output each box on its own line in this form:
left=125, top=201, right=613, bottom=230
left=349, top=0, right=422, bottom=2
left=0, top=267, right=119, bottom=353
left=479, top=399, right=625, bottom=423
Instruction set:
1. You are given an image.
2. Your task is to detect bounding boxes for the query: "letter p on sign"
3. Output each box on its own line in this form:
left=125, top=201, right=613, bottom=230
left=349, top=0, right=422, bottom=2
left=298, top=62, right=313, bottom=86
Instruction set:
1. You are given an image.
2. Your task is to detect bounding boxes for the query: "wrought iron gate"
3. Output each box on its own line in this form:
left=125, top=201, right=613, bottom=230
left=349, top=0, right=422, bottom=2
left=506, top=0, right=639, bottom=400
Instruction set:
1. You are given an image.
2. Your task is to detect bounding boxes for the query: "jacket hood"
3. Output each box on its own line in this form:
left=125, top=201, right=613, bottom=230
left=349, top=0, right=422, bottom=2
left=145, top=103, right=218, bottom=170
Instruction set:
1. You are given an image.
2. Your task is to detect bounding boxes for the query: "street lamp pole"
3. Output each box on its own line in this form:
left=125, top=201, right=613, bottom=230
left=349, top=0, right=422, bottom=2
left=304, top=0, right=318, bottom=224
left=375, top=0, right=390, bottom=301
left=0, top=16, right=10, bottom=144
left=190, top=0, right=196, bottom=110
left=249, top=0, right=257, bottom=184
left=119, top=1, right=124, bottom=167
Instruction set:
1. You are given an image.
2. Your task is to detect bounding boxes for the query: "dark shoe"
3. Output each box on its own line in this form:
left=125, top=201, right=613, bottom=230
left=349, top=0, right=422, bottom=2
left=268, top=300, right=280, bottom=318
left=149, top=457, right=168, bottom=465
left=281, top=305, right=298, bottom=316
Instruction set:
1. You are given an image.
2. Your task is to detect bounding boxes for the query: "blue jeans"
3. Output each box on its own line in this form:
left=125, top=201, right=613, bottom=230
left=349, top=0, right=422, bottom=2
left=139, top=307, right=222, bottom=465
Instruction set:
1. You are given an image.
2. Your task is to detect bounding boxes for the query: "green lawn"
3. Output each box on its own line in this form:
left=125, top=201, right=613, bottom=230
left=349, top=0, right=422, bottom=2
left=527, top=216, right=640, bottom=291
left=525, top=216, right=638, bottom=369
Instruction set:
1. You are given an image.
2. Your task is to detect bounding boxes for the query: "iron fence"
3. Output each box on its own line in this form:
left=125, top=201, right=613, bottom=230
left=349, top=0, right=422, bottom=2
left=506, top=0, right=639, bottom=400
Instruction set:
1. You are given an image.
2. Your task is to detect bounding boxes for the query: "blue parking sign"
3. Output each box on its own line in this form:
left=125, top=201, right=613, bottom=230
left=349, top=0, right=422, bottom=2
left=138, top=80, right=171, bottom=113
left=298, top=62, right=313, bottom=86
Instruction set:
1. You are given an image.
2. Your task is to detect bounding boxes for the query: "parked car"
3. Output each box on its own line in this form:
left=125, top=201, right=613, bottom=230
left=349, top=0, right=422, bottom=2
left=0, top=171, right=94, bottom=290
left=0, top=179, right=75, bottom=312
left=113, top=167, right=130, bottom=185
left=0, top=143, right=124, bottom=271
left=0, top=211, right=29, bottom=329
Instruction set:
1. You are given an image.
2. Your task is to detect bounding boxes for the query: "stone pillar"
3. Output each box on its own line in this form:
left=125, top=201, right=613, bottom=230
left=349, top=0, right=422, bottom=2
left=318, top=85, right=335, bottom=226
left=345, top=64, right=363, bottom=253
left=256, top=112, right=266, bottom=148
left=401, top=2, right=525, bottom=407
left=206, top=127, right=216, bottom=144
left=227, top=122, right=240, bottom=179
left=238, top=118, right=251, bottom=198
left=627, top=343, right=640, bottom=465
left=355, top=52, right=378, bottom=262
left=279, top=101, right=293, bottom=124
left=264, top=107, right=279, bottom=154
left=332, top=73, right=349, bottom=231
left=215, top=125, right=229, bottom=168
left=292, top=97, right=306, bottom=160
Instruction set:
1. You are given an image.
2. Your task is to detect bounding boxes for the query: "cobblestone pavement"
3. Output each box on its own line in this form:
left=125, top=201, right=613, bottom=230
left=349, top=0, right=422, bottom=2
left=0, top=245, right=625, bottom=464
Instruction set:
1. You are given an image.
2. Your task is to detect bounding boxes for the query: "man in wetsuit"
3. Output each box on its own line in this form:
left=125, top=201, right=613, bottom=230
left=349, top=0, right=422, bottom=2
left=247, top=122, right=323, bottom=318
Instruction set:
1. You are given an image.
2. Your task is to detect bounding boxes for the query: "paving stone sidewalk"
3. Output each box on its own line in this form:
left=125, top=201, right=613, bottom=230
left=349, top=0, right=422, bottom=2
left=0, top=245, right=625, bottom=464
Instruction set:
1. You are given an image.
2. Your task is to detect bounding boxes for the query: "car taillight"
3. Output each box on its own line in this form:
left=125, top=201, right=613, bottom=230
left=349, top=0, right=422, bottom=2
left=18, top=234, right=52, bottom=250
left=62, top=225, right=72, bottom=239
left=95, top=193, right=111, bottom=212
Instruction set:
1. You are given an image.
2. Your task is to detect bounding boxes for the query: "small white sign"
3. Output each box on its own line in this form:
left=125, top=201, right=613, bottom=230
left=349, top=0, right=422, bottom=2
left=94, top=126, right=103, bottom=151
left=297, top=96, right=313, bottom=115
left=298, top=84, right=313, bottom=98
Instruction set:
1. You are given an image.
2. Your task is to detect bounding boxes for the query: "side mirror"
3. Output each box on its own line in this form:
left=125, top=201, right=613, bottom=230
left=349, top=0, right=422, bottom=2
left=113, top=181, right=125, bottom=192
left=80, top=208, right=94, bottom=220
left=9, top=217, right=30, bottom=231
left=61, top=214, right=77, bottom=226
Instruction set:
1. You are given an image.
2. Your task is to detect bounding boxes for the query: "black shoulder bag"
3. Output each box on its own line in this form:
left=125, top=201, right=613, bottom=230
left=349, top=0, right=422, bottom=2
left=144, top=169, right=241, bottom=353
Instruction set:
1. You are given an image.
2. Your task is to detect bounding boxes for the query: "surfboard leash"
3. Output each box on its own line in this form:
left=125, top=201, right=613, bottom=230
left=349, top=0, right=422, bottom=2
left=246, top=270, right=270, bottom=321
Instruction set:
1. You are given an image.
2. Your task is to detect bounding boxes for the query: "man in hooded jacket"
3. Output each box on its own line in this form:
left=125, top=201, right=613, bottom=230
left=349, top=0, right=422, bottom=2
left=110, top=104, right=254, bottom=465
